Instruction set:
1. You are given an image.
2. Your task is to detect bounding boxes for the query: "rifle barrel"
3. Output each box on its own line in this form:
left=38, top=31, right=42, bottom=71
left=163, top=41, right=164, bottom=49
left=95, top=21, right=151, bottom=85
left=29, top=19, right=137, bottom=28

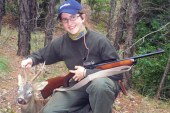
left=129, top=49, right=164, bottom=60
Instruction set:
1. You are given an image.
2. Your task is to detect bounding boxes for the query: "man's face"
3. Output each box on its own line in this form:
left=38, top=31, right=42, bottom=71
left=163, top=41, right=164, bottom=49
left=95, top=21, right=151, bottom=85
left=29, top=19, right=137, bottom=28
left=61, top=13, right=85, bottom=34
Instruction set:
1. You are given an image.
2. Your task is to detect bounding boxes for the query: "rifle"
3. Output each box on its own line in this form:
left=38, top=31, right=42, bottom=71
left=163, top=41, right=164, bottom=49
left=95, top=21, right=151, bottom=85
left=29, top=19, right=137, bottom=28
left=41, top=49, right=164, bottom=99
left=85, top=49, right=165, bottom=69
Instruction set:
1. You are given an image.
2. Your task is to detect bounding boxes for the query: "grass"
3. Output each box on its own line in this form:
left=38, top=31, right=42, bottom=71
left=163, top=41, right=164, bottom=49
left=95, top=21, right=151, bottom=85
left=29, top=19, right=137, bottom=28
left=31, top=31, right=45, bottom=52
left=0, top=25, right=18, bottom=50
left=135, top=96, right=170, bottom=113
left=0, top=56, right=10, bottom=78
left=0, top=25, right=45, bottom=52
left=0, top=107, right=16, bottom=113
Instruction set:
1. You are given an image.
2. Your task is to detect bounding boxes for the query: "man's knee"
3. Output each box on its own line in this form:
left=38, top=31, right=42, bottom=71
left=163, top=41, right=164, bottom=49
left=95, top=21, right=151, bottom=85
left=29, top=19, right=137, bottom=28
left=42, top=106, right=53, bottom=113
left=87, top=78, right=116, bottom=93
left=43, top=107, right=66, bottom=113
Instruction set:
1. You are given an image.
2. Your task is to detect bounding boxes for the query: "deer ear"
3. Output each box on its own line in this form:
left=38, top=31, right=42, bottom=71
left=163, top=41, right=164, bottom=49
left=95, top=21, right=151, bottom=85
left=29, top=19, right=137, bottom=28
left=33, top=81, right=48, bottom=91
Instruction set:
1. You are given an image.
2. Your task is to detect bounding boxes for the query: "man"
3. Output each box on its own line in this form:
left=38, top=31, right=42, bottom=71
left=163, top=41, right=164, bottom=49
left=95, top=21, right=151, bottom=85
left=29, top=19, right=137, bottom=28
left=21, top=0, right=122, bottom=113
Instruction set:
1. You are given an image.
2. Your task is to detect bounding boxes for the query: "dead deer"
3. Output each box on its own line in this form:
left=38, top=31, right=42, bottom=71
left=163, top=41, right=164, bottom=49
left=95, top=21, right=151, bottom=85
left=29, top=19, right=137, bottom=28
left=17, top=63, right=48, bottom=113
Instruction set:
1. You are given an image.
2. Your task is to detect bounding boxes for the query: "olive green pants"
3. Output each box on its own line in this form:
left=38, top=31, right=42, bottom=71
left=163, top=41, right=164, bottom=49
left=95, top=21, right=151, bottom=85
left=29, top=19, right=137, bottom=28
left=42, top=77, right=120, bottom=113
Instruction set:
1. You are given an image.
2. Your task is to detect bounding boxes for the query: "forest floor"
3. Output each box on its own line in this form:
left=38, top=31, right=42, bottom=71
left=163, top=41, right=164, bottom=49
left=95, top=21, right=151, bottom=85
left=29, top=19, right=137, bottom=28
left=0, top=30, right=170, bottom=113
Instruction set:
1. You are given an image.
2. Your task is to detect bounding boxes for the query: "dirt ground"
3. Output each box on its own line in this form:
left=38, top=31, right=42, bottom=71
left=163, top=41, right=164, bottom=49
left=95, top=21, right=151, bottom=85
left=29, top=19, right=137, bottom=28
left=0, top=39, right=170, bottom=113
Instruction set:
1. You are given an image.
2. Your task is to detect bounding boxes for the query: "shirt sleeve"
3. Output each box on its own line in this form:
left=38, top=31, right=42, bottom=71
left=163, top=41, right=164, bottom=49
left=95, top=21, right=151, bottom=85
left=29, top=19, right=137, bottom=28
left=28, top=38, right=63, bottom=66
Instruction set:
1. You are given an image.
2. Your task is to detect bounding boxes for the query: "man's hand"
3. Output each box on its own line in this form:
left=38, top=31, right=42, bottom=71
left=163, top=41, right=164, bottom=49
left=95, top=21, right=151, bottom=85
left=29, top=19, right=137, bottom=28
left=21, top=58, right=33, bottom=68
left=69, top=66, right=86, bottom=81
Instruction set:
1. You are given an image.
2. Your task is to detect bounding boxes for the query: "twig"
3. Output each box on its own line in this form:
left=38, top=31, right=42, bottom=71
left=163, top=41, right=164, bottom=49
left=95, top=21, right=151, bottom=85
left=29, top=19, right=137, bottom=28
left=31, top=62, right=46, bottom=82
left=124, top=22, right=170, bottom=53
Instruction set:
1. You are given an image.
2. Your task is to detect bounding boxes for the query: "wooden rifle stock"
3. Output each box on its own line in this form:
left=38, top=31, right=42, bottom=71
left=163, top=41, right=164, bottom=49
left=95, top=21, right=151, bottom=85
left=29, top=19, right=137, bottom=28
left=40, top=49, right=164, bottom=99
left=96, top=59, right=135, bottom=69
left=41, top=73, right=74, bottom=99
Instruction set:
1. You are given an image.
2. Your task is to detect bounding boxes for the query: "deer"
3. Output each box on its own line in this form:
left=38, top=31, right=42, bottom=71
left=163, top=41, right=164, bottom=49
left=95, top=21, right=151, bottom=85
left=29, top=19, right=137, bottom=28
left=17, top=63, right=49, bottom=113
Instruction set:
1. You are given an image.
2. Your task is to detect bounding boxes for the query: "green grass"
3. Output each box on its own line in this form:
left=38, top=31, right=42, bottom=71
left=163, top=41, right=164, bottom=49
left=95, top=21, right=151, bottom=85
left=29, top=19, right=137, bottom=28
left=0, top=108, right=16, bottom=113
left=0, top=25, right=45, bottom=52
left=0, top=25, right=18, bottom=50
left=0, top=56, right=10, bottom=78
left=31, top=31, right=45, bottom=52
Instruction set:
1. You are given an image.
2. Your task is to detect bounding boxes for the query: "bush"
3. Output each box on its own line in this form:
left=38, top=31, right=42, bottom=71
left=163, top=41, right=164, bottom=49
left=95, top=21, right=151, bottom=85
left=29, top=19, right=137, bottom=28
left=132, top=16, right=170, bottom=98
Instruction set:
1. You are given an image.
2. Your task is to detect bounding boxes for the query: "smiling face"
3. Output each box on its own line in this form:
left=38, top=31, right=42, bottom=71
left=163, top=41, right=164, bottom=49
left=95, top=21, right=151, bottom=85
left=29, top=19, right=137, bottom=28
left=61, top=13, right=85, bottom=34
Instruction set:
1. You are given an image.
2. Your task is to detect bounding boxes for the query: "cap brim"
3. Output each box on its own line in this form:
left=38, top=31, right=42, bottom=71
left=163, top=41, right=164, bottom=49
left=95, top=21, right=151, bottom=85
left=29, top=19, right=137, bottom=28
left=57, top=8, right=79, bottom=20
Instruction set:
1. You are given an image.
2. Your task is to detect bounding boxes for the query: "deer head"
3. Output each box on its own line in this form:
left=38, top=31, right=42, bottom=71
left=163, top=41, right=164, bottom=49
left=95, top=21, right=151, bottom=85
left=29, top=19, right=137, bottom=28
left=17, top=63, right=47, bottom=106
left=17, top=74, right=34, bottom=105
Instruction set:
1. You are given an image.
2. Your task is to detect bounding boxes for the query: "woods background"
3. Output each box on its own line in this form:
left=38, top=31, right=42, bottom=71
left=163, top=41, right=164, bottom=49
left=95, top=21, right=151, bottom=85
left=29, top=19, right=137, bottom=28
left=0, top=0, right=170, bottom=101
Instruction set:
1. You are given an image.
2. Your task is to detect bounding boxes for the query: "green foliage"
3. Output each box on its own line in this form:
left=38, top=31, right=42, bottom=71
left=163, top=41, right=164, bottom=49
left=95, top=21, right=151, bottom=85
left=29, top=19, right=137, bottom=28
left=86, top=0, right=111, bottom=24
left=92, top=0, right=110, bottom=12
left=132, top=54, right=168, bottom=96
left=5, top=0, right=18, bottom=16
left=133, top=36, right=170, bottom=98
left=95, top=21, right=107, bottom=34
left=132, top=0, right=170, bottom=98
left=0, top=56, right=10, bottom=78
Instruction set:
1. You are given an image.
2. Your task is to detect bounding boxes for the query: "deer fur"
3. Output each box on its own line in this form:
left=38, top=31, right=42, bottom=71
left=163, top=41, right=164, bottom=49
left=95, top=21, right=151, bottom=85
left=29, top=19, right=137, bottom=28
left=17, top=74, right=48, bottom=113
left=20, top=95, right=47, bottom=113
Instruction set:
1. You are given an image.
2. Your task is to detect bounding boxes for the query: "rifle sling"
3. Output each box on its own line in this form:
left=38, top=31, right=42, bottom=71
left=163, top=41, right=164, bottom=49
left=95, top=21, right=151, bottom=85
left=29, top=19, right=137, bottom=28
left=54, top=66, right=131, bottom=92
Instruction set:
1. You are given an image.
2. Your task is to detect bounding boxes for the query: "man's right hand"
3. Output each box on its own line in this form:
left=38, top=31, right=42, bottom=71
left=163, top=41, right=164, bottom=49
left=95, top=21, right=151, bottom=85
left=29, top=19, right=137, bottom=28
left=21, top=58, right=33, bottom=68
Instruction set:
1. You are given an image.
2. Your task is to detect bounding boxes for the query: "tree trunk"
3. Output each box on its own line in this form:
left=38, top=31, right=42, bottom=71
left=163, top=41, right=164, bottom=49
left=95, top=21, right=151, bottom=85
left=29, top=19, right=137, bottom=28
left=112, top=0, right=127, bottom=51
left=124, top=0, right=140, bottom=58
left=0, top=0, right=5, bottom=34
left=107, top=0, right=116, bottom=41
left=156, top=55, right=170, bottom=99
left=122, top=0, right=140, bottom=88
left=0, top=14, right=2, bottom=35
left=17, top=0, right=33, bottom=56
left=44, top=0, right=57, bottom=46
left=30, top=0, right=38, bottom=31
left=76, top=0, right=81, bottom=3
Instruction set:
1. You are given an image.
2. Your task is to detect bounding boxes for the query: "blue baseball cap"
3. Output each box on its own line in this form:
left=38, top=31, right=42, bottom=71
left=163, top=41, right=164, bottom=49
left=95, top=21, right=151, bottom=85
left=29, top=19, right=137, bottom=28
left=57, top=0, right=82, bottom=19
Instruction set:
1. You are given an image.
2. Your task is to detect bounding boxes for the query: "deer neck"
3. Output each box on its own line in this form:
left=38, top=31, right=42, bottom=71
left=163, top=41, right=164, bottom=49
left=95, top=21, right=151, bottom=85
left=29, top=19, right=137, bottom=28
left=21, top=95, right=37, bottom=113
